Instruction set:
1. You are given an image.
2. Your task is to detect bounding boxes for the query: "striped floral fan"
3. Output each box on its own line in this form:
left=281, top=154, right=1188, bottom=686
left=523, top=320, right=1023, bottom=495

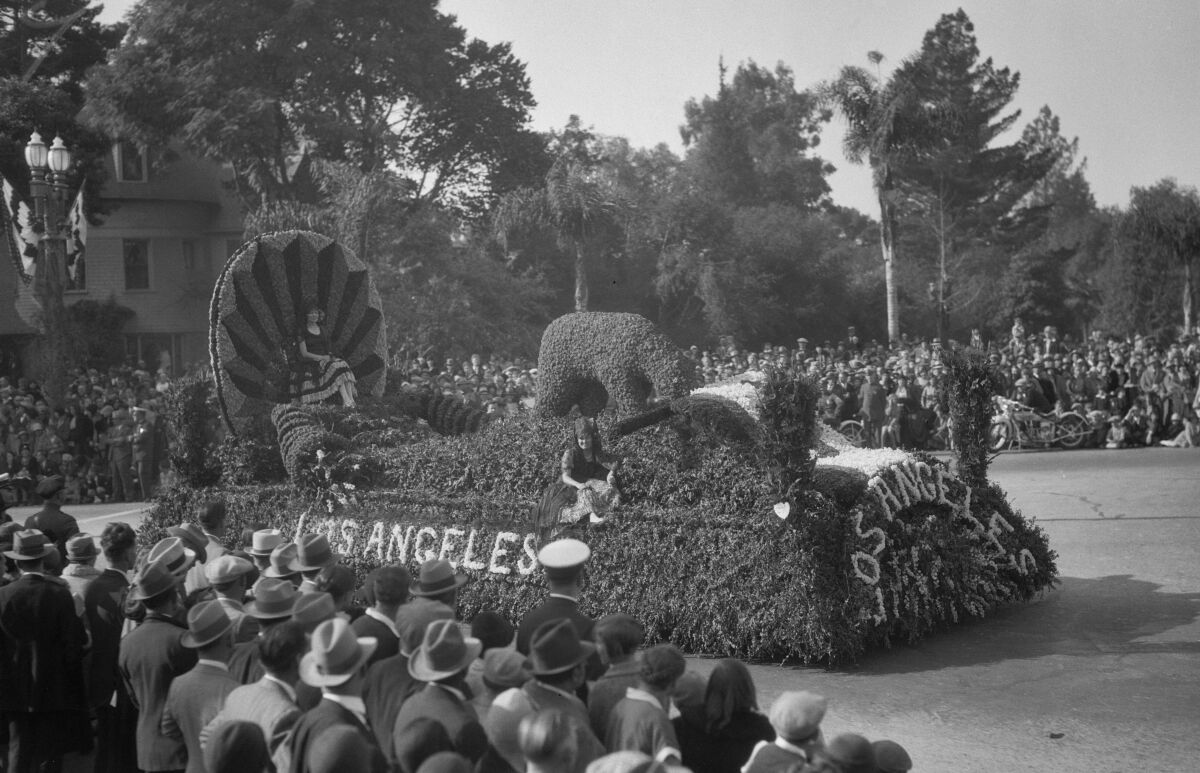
left=209, top=230, right=387, bottom=433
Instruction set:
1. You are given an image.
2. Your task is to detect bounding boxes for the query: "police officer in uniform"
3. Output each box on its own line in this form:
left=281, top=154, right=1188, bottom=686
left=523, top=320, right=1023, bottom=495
left=515, top=538, right=604, bottom=700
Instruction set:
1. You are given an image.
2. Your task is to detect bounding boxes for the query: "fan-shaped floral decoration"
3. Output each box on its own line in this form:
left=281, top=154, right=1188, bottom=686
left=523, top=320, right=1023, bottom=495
left=210, top=230, right=387, bottom=433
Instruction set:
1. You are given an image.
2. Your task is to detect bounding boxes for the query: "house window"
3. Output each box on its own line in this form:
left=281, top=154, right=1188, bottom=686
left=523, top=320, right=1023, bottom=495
left=115, top=141, right=147, bottom=182
left=123, top=239, right=150, bottom=290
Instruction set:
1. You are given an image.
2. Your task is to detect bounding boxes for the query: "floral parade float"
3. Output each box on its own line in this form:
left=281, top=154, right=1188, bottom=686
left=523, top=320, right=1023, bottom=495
left=151, top=231, right=1056, bottom=665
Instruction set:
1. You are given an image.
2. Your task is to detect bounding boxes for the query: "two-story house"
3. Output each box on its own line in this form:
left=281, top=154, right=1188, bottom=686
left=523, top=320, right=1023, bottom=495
left=0, top=141, right=245, bottom=374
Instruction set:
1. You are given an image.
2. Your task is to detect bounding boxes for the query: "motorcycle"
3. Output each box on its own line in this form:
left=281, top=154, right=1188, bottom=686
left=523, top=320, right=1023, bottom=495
left=988, top=396, right=1091, bottom=451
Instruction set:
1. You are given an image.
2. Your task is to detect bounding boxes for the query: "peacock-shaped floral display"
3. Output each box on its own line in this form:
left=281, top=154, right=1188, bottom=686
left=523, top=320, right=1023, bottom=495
left=209, top=230, right=388, bottom=433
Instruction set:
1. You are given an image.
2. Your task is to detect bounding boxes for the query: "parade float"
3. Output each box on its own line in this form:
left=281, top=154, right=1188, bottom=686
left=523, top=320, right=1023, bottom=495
left=148, top=231, right=1057, bottom=665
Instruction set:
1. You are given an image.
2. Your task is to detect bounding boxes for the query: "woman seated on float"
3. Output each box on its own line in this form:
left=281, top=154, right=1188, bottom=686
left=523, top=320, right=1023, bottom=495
left=535, top=417, right=621, bottom=529
left=296, top=303, right=358, bottom=408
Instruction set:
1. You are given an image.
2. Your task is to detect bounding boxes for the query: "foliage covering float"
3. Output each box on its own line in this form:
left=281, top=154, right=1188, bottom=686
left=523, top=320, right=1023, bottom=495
left=160, top=374, right=222, bottom=488
left=536, top=312, right=700, bottom=417
left=209, top=230, right=387, bottom=434
left=939, top=346, right=1003, bottom=491
left=271, top=404, right=349, bottom=488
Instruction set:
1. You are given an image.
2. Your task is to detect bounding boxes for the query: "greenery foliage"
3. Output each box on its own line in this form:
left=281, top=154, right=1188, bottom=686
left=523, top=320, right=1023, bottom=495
left=939, top=346, right=1002, bottom=490
left=759, top=367, right=821, bottom=500
left=536, top=312, right=700, bottom=417
left=160, top=373, right=222, bottom=488
left=271, top=404, right=349, bottom=488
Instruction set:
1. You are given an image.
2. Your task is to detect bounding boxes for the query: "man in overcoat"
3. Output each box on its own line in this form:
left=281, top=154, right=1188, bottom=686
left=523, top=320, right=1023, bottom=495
left=0, top=529, right=90, bottom=772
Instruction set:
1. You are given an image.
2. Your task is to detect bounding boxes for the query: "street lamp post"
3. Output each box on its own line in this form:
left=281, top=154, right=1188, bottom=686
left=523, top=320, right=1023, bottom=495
left=24, top=131, right=73, bottom=403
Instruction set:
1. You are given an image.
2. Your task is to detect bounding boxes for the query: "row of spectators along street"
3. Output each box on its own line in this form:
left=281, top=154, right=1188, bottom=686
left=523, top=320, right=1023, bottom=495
left=0, top=500, right=912, bottom=773
left=2, top=322, right=1198, bottom=508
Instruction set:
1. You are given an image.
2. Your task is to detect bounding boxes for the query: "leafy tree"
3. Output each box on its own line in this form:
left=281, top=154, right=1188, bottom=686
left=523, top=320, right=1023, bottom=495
left=82, top=0, right=539, bottom=216
left=493, top=151, right=625, bottom=313
left=682, top=60, right=833, bottom=210
left=894, top=10, right=1062, bottom=341
left=821, top=50, right=946, bottom=343
left=1124, top=178, right=1200, bottom=332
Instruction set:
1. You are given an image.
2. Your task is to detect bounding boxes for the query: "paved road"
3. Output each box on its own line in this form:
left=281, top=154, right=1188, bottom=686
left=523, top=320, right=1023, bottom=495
left=7, top=450, right=1197, bottom=770
left=691, top=448, right=1200, bottom=773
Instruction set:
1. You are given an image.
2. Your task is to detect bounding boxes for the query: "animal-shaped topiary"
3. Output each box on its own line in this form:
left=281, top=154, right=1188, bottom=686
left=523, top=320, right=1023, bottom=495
left=536, top=312, right=700, bottom=417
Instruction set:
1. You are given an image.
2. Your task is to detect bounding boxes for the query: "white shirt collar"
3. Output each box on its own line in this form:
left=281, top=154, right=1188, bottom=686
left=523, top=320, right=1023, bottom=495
left=197, top=659, right=229, bottom=672
left=262, top=674, right=297, bottom=702
left=322, top=693, right=367, bottom=726
left=364, top=607, right=399, bottom=638
left=532, top=680, right=579, bottom=702
left=547, top=593, right=579, bottom=603
left=433, top=682, right=467, bottom=702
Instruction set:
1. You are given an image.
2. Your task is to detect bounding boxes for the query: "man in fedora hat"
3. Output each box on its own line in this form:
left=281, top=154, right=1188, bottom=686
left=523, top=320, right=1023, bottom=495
left=161, top=601, right=239, bottom=773
left=264, top=542, right=304, bottom=588
left=201, top=622, right=307, bottom=773
left=0, top=529, right=91, bottom=772
left=520, top=618, right=606, bottom=772
left=119, top=561, right=199, bottom=773
left=167, top=523, right=210, bottom=596
left=294, top=533, right=341, bottom=593
left=229, top=578, right=300, bottom=685
left=392, top=619, right=487, bottom=767
left=85, top=522, right=139, bottom=773
left=516, top=539, right=603, bottom=699
left=288, top=617, right=388, bottom=773
left=105, top=408, right=135, bottom=503
left=23, top=474, right=79, bottom=557
left=205, top=554, right=259, bottom=644
left=363, top=600, right=454, bottom=768
left=410, top=557, right=468, bottom=610
left=247, top=528, right=283, bottom=572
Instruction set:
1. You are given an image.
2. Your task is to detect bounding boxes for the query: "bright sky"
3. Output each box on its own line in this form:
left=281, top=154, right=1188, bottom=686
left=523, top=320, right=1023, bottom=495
left=97, top=0, right=1200, bottom=216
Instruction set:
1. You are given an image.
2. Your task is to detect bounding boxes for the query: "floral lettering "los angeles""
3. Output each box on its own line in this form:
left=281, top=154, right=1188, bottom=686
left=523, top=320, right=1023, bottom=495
left=295, top=514, right=540, bottom=577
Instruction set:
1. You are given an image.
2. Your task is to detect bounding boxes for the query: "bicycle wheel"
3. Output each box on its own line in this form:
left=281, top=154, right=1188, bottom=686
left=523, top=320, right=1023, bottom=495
left=988, top=421, right=1012, bottom=451
left=1056, top=414, right=1090, bottom=449
left=838, top=420, right=867, bottom=447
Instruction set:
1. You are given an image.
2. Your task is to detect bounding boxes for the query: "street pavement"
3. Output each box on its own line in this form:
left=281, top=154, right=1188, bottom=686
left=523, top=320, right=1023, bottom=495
left=7, top=449, right=1197, bottom=771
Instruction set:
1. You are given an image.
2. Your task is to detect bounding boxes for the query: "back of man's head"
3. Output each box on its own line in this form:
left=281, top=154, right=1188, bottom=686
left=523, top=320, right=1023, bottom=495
left=374, top=566, right=411, bottom=608
left=258, top=621, right=307, bottom=677
left=197, top=499, right=227, bottom=535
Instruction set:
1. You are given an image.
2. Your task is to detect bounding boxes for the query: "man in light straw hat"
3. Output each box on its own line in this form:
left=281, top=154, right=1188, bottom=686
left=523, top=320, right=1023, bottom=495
left=392, top=618, right=487, bottom=765
left=247, top=528, right=283, bottom=573
left=120, top=561, right=198, bottom=773
left=205, top=554, right=259, bottom=644
left=0, top=529, right=90, bottom=772
left=161, top=601, right=238, bottom=773
left=288, top=617, right=387, bottom=772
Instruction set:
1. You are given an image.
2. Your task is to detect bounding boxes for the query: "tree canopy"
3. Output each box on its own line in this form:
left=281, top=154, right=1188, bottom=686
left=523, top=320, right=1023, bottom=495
left=82, top=0, right=540, bottom=216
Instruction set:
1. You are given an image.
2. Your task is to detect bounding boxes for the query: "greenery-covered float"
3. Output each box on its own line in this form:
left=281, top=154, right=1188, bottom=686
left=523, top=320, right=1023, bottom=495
left=154, top=236, right=1056, bottom=665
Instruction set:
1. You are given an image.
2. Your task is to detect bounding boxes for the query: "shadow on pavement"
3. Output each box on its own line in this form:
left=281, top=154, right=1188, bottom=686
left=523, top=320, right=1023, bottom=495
left=843, top=575, right=1200, bottom=675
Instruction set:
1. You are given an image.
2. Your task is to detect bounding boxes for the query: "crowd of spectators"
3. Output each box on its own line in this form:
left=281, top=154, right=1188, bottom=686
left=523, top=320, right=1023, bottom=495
left=1, top=505, right=915, bottom=773
left=0, top=361, right=172, bottom=509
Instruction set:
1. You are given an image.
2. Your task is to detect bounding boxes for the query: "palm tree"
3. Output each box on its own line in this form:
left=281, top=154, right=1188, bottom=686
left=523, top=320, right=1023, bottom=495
left=821, top=52, right=943, bottom=342
left=493, top=155, right=622, bottom=312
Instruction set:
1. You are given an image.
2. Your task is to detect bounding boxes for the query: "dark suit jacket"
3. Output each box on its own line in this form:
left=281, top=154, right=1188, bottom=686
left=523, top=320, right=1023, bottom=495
left=161, top=662, right=239, bottom=773
left=288, top=698, right=388, bottom=773
left=392, top=683, right=487, bottom=769
left=119, top=613, right=198, bottom=772
left=351, top=611, right=399, bottom=664
left=362, top=652, right=420, bottom=766
left=522, top=680, right=605, bottom=773
left=516, top=595, right=604, bottom=693
left=83, top=568, right=129, bottom=709
left=24, top=505, right=80, bottom=555
left=229, top=636, right=264, bottom=684
left=0, top=572, right=88, bottom=713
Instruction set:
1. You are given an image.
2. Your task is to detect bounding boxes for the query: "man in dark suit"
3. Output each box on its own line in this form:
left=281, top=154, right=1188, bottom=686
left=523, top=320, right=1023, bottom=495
left=119, top=560, right=198, bottom=773
left=0, top=529, right=91, bottom=772
left=288, top=617, right=387, bottom=773
left=515, top=538, right=603, bottom=698
left=161, top=601, right=239, bottom=773
left=351, top=565, right=409, bottom=664
left=392, top=619, right=487, bottom=769
left=201, top=622, right=307, bottom=773
left=22, top=476, right=79, bottom=557
left=363, top=600, right=453, bottom=769
left=85, top=522, right=139, bottom=773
